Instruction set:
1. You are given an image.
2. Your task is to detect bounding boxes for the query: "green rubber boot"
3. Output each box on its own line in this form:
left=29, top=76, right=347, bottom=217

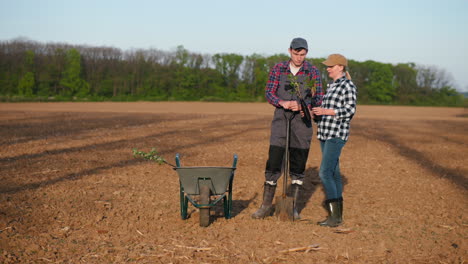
left=292, top=184, right=301, bottom=220
left=251, top=183, right=276, bottom=219
left=318, top=199, right=342, bottom=227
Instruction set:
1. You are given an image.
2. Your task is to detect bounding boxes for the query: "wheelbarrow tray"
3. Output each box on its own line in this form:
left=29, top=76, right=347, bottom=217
left=174, top=166, right=235, bottom=195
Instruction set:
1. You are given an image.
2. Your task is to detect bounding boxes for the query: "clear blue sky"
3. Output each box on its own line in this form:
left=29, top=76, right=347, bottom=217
left=1, top=0, right=467, bottom=91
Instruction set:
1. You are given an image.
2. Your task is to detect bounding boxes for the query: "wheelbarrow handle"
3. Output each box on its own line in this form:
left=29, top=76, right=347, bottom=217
left=232, top=154, right=238, bottom=168
left=175, top=153, right=181, bottom=167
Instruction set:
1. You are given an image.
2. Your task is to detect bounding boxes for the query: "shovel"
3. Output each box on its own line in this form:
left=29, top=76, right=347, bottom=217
left=275, top=111, right=295, bottom=221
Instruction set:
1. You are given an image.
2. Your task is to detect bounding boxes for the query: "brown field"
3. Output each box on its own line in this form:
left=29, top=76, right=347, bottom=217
left=0, top=102, right=467, bottom=263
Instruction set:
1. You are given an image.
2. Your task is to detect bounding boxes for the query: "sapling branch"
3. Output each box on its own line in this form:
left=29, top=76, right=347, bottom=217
left=288, top=74, right=320, bottom=122
left=288, top=74, right=316, bottom=100
left=132, top=148, right=175, bottom=167
left=288, top=74, right=316, bottom=122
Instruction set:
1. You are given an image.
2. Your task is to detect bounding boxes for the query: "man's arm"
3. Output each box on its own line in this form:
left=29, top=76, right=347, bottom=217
left=311, top=67, right=324, bottom=107
left=265, top=64, right=283, bottom=107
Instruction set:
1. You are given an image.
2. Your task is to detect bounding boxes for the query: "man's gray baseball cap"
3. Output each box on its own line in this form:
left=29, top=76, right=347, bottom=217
left=290, top=37, right=308, bottom=50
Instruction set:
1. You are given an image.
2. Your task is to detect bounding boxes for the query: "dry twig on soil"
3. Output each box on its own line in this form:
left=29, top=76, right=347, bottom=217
left=279, top=244, right=322, bottom=253
left=0, top=226, right=12, bottom=233
left=174, top=244, right=212, bottom=252
left=136, top=229, right=145, bottom=236
left=334, top=228, right=355, bottom=234
left=438, top=225, right=455, bottom=230
left=135, top=254, right=167, bottom=260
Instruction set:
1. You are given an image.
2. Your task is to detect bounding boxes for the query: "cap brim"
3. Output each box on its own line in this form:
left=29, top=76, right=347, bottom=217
left=322, top=60, right=334, bottom=66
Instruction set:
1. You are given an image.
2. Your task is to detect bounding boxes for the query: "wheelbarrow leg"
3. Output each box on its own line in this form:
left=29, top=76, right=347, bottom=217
left=224, top=173, right=234, bottom=219
left=179, top=181, right=188, bottom=220
left=199, top=185, right=211, bottom=227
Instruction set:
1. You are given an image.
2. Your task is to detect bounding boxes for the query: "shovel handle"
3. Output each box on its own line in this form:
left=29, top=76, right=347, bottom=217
left=283, top=114, right=291, bottom=195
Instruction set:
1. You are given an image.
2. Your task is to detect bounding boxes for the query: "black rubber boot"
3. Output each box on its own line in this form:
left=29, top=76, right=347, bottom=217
left=337, top=197, right=343, bottom=224
left=251, top=184, right=276, bottom=219
left=317, top=199, right=331, bottom=226
left=317, top=199, right=342, bottom=227
left=292, top=184, right=301, bottom=220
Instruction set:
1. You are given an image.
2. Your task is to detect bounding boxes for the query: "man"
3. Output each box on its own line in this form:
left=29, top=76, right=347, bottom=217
left=252, top=37, right=323, bottom=220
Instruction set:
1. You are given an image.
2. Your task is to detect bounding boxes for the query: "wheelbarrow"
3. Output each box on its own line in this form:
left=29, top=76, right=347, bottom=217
left=173, top=153, right=238, bottom=227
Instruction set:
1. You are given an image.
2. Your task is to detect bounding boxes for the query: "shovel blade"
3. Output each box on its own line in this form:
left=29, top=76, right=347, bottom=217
left=275, top=196, right=294, bottom=221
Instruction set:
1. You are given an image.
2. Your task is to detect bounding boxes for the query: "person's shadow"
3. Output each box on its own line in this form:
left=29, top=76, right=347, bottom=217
left=290, top=167, right=320, bottom=213
left=291, top=166, right=349, bottom=214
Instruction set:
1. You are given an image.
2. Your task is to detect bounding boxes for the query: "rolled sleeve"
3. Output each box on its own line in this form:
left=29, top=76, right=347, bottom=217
left=311, top=67, right=324, bottom=107
left=265, top=65, right=282, bottom=107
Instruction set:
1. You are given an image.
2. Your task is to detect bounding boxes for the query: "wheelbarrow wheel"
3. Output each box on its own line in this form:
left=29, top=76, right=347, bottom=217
left=199, top=185, right=211, bottom=227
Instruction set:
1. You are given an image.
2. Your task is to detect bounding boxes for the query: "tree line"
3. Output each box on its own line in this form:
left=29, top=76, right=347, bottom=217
left=0, top=38, right=464, bottom=106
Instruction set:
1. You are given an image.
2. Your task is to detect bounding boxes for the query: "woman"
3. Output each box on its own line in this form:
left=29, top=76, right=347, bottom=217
left=311, top=54, right=357, bottom=227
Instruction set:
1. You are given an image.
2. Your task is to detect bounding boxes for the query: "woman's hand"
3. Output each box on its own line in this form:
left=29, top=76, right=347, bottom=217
left=312, top=107, right=335, bottom=116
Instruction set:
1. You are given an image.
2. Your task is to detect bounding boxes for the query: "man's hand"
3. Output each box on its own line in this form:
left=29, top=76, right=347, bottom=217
left=280, top=100, right=300, bottom=111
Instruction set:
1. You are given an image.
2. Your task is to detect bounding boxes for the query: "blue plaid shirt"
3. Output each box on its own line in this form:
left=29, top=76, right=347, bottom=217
left=316, top=75, right=357, bottom=141
left=265, top=60, right=323, bottom=108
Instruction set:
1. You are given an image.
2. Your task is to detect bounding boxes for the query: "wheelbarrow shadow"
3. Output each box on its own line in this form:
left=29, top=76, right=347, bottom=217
left=210, top=195, right=257, bottom=221
left=181, top=193, right=257, bottom=223
left=180, top=196, right=256, bottom=225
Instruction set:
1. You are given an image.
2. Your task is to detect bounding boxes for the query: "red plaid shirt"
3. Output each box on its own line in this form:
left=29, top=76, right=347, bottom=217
left=265, top=60, right=323, bottom=108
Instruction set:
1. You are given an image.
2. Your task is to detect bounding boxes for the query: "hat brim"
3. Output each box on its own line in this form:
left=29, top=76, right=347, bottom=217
left=322, top=60, right=334, bottom=66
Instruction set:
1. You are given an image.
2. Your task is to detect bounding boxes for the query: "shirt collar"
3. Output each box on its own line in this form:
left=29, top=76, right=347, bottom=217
left=281, top=60, right=313, bottom=73
left=333, top=74, right=347, bottom=84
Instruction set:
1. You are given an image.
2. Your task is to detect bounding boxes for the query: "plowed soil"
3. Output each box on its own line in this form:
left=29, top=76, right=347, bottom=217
left=0, top=102, right=467, bottom=263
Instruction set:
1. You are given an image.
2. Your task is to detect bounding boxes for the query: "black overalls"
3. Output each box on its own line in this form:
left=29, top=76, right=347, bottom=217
left=265, top=72, right=313, bottom=185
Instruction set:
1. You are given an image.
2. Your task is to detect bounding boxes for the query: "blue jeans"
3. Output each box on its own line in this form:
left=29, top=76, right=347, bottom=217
left=319, top=138, right=346, bottom=200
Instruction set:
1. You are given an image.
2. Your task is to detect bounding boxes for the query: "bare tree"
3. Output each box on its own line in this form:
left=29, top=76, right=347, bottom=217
left=416, top=65, right=454, bottom=90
